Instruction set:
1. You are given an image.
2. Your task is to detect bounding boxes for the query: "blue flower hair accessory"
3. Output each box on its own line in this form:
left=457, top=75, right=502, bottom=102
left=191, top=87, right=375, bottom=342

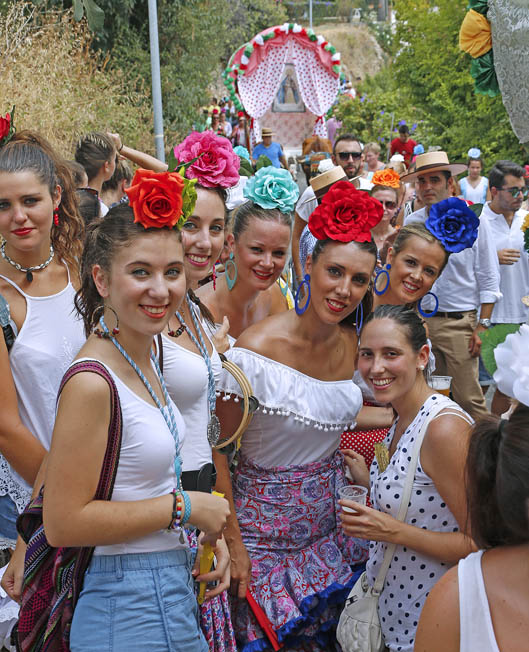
left=413, top=143, right=424, bottom=156
left=243, top=166, right=300, bottom=213
left=425, top=197, right=480, bottom=253
left=233, top=145, right=250, bottom=162
left=467, top=147, right=481, bottom=159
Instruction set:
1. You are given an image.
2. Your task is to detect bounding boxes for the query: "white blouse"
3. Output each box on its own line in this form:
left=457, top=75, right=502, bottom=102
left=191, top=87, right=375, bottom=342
left=217, top=347, right=363, bottom=467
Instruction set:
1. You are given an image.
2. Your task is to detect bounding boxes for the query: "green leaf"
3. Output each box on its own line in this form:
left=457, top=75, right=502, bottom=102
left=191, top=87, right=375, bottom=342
left=167, top=148, right=178, bottom=173
left=479, top=323, right=522, bottom=376
left=255, top=155, right=272, bottom=171
left=468, top=203, right=483, bottom=217
left=83, top=0, right=105, bottom=32
left=72, top=0, right=84, bottom=23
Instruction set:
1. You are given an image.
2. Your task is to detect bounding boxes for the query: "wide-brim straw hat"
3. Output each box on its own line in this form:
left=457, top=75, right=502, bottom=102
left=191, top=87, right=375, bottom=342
left=299, top=166, right=348, bottom=206
left=261, top=127, right=275, bottom=137
left=401, top=151, right=467, bottom=182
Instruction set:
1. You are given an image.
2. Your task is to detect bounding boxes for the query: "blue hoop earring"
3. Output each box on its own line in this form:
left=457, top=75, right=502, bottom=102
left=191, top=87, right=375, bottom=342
left=225, top=252, right=237, bottom=291
left=295, top=274, right=311, bottom=315
left=417, top=292, right=439, bottom=318
left=355, top=302, right=363, bottom=336
left=374, top=264, right=391, bottom=296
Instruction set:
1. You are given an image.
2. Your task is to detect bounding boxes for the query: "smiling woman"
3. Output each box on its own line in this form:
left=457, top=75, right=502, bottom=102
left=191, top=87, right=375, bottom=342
left=213, top=182, right=382, bottom=650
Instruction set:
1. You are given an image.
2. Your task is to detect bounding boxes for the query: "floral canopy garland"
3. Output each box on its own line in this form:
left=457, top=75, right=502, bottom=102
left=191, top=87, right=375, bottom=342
left=459, top=0, right=529, bottom=149
left=222, top=23, right=341, bottom=145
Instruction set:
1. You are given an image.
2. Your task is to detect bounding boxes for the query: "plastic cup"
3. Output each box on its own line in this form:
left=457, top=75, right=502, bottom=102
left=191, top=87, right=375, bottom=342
left=338, top=485, right=368, bottom=513
left=429, top=375, right=452, bottom=397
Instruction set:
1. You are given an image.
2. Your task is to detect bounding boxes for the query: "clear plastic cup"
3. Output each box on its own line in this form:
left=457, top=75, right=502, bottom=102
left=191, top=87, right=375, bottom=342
left=338, top=485, right=368, bottom=513
left=429, top=375, right=452, bottom=397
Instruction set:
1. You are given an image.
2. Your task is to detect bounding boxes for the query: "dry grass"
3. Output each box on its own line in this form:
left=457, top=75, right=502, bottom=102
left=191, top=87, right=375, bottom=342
left=1, top=3, right=153, bottom=158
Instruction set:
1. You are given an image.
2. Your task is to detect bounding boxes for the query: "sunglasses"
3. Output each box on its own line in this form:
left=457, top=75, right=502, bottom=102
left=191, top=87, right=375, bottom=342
left=379, top=200, right=397, bottom=210
left=337, top=151, right=362, bottom=161
left=499, top=186, right=529, bottom=199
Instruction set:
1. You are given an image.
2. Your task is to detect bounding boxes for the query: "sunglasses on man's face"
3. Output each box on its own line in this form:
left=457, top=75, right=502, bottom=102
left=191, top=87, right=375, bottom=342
left=337, top=151, right=362, bottom=161
left=499, top=186, right=529, bottom=199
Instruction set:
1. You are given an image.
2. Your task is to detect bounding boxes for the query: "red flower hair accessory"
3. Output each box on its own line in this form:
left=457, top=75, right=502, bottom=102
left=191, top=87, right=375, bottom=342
left=308, top=181, right=383, bottom=243
left=125, top=168, right=194, bottom=230
left=0, top=106, right=16, bottom=148
left=371, top=168, right=400, bottom=189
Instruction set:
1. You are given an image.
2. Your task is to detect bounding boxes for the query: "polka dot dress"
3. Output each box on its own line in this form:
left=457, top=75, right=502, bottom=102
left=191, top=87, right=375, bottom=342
left=366, top=394, right=468, bottom=652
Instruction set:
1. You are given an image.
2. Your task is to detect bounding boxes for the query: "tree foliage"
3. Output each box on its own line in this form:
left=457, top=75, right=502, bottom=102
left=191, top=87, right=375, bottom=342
left=337, top=0, right=523, bottom=167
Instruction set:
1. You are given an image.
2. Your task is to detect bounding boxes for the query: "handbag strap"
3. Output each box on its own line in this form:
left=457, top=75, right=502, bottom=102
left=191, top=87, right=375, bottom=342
left=58, top=360, right=123, bottom=501
left=372, top=398, right=448, bottom=594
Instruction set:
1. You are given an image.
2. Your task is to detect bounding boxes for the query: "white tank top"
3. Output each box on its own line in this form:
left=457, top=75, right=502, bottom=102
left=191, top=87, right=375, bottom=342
left=0, top=269, right=85, bottom=509
left=74, top=359, right=189, bottom=556
left=159, top=329, right=222, bottom=472
left=458, top=550, right=500, bottom=652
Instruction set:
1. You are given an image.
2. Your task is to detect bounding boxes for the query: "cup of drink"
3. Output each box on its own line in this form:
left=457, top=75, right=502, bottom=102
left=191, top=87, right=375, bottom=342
left=429, top=375, right=452, bottom=397
left=338, top=485, right=368, bottom=513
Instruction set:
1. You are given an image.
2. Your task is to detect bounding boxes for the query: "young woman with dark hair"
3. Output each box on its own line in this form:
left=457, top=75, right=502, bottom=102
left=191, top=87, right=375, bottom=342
left=74, top=132, right=117, bottom=216
left=0, top=132, right=85, bottom=553
left=341, top=305, right=475, bottom=652
left=215, top=181, right=382, bottom=650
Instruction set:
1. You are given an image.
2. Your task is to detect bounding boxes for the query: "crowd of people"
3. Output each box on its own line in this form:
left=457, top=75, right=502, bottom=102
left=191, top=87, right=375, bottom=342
left=0, top=97, right=528, bottom=652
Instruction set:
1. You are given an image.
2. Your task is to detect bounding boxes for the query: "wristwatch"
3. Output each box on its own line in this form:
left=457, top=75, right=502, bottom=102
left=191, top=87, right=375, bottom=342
left=478, top=318, right=492, bottom=328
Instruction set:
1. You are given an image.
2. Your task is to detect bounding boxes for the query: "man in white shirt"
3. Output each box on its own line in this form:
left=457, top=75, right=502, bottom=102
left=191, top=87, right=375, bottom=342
left=292, top=134, right=373, bottom=281
left=481, top=160, right=529, bottom=414
left=402, top=151, right=501, bottom=420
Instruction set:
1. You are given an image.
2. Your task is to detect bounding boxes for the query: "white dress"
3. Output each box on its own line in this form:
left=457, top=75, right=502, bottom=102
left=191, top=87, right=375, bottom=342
left=218, top=347, right=367, bottom=650
left=366, top=393, right=472, bottom=652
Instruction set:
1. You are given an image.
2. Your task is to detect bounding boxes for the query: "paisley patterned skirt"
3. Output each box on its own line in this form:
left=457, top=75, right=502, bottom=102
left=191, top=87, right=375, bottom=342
left=231, top=452, right=368, bottom=651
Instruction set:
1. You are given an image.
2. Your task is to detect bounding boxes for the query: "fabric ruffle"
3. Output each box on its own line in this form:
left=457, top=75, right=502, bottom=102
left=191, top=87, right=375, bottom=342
left=459, top=9, right=492, bottom=58
left=493, top=323, right=529, bottom=405
left=470, top=50, right=500, bottom=96
left=217, top=347, right=362, bottom=431
left=231, top=452, right=369, bottom=650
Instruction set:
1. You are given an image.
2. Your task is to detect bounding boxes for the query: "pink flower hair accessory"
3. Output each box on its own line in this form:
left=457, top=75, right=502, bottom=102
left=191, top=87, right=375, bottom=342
left=173, top=131, right=240, bottom=189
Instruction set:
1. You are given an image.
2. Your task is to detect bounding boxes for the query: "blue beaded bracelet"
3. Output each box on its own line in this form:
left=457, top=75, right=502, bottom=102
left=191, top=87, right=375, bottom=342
left=181, top=490, right=192, bottom=526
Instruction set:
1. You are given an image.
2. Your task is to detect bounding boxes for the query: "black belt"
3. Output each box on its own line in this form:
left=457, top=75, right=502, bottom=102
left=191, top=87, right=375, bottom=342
left=181, top=463, right=217, bottom=493
left=431, top=311, right=464, bottom=319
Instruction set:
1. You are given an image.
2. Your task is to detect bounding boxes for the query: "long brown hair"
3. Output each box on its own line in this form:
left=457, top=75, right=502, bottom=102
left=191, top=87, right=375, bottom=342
left=1, top=131, right=85, bottom=277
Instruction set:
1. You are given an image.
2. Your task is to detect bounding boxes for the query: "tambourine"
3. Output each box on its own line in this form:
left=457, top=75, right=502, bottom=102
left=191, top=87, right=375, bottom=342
left=214, top=353, right=259, bottom=454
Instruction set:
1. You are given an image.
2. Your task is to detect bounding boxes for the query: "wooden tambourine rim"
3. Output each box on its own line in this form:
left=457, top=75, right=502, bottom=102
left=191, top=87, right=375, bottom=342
left=214, top=355, right=258, bottom=450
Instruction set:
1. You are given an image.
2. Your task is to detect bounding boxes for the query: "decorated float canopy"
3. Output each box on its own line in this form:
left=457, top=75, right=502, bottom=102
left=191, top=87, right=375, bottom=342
left=223, top=23, right=341, bottom=149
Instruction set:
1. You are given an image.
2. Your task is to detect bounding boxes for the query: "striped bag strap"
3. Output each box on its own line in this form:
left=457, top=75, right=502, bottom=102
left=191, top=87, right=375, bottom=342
left=58, top=360, right=123, bottom=501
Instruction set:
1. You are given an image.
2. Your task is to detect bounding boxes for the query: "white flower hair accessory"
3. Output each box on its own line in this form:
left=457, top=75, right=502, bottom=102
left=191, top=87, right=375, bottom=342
left=467, top=147, right=481, bottom=158
left=493, top=324, right=529, bottom=406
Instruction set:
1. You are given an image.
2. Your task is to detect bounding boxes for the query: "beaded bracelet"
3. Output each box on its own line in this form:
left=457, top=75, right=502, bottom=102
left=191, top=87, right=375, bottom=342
left=167, top=488, right=183, bottom=531
left=181, top=490, right=192, bottom=526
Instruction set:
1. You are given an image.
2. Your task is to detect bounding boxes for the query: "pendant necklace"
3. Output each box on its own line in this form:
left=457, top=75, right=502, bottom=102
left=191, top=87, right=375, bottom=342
left=172, top=295, right=220, bottom=446
left=0, top=241, right=55, bottom=283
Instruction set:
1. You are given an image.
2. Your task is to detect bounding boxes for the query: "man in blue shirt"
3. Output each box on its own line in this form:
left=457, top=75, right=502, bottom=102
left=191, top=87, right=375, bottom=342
left=252, top=127, right=288, bottom=168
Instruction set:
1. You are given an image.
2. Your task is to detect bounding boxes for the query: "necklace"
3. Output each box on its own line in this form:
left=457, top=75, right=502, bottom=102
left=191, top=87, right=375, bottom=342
left=99, top=317, right=183, bottom=489
left=0, top=241, right=55, bottom=283
left=172, top=295, right=220, bottom=446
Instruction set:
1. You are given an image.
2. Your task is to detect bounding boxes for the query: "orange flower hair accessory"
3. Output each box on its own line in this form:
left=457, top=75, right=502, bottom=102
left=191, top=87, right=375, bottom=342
left=126, top=168, right=196, bottom=230
left=371, top=168, right=401, bottom=189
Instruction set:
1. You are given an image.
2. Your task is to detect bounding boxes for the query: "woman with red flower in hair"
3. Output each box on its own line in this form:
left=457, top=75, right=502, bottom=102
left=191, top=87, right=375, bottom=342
left=215, top=181, right=383, bottom=651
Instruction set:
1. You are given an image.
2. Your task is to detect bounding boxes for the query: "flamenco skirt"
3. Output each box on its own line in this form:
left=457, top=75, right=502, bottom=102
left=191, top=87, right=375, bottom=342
left=231, top=452, right=368, bottom=651
left=186, top=530, right=237, bottom=652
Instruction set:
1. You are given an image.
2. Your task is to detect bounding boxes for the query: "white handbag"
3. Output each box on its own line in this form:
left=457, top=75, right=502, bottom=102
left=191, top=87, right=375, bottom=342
left=337, top=401, right=447, bottom=652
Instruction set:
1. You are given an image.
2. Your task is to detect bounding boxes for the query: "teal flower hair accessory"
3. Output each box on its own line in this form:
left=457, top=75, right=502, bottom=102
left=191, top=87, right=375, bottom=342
left=233, top=145, right=250, bottom=161
left=243, top=166, right=299, bottom=213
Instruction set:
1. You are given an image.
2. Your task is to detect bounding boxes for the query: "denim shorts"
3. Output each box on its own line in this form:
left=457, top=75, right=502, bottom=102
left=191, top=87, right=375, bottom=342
left=70, top=548, right=207, bottom=652
left=0, top=494, right=19, bottom=548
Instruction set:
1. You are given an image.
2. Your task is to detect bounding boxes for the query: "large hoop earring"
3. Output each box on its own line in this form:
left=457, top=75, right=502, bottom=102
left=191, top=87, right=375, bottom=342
left=417, top=292, right=439, bottom=318
left=374, top=264, right=391, bottom=296
left=294, top=274, right=311, bottom=315
left=225, top=252, right=237, bottom=291
left=91, top=304, right=120, bottom=337
left=355, top=301, right=363, bottom=336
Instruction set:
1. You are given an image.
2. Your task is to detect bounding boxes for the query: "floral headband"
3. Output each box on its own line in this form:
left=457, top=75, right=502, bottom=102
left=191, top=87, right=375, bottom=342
left=0, top=107, right=16, bottom=148
left=243, top=166, right=299, bottom=214
left=371, top=168, right=400, bottom=189
left=425, top=197, right=479, bottom=253
left=308, top=180, right=383, bottom=243
left=172, top=130, right=240, bottom=189
left=125, top=168, right=196, bottom=230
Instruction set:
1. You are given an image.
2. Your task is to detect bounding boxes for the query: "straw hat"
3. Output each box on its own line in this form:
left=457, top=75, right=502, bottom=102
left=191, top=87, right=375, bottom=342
left=298, top=166, right=348, bottom=207
left=261, top=127, right=275, bottom=137
left=401, top=151, right=467, bottom=182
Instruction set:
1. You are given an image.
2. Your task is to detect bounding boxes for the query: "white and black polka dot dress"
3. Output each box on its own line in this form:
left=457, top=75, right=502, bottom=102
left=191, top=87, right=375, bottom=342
left=366, top=394, right=469, bottom=652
